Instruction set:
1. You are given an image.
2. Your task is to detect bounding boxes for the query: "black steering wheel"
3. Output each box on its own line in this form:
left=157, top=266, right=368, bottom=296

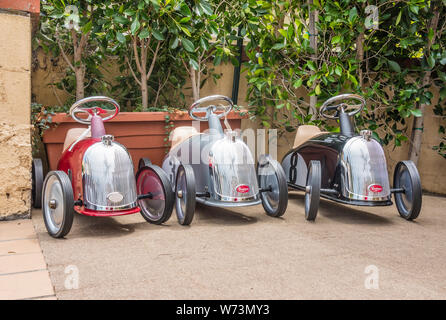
left=189, top=95, right=233, bottom=121
left=319, top=94, right=365, bottom=120
left=69, top=96, right=120, bottom=125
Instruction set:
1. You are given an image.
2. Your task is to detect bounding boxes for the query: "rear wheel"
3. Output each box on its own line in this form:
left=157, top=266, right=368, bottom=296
left=394, top=160, right=422, bottom=220
left=305, top=160, right=321, bottom=221
left=42, top=171, right=74, bottom=238
left=175, top=164, right=196, bottom=225
left=136, top=165, right=174, bottom=224
left=138, top=157, right=152, bottom=170
left=32, top=159, right=44, bottom=209
left=257, top=156, right=288, bottom=217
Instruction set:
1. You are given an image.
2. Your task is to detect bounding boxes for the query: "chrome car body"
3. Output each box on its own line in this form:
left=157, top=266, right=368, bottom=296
left=162, top=129, right=262, bottom=208
left=82, top=136, right=138, bottom=211
left=282, top=132, right=392, bottom=205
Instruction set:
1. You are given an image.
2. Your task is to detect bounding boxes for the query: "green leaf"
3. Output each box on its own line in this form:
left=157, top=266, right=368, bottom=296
left=332, top=35, right=342, bottom=45
left=82, top=20, right=92, bottom=34
left=170, top=36, right=179, bottom=49
left=388, top=60, right=401, bottom=73
left=180, top=3, right=192, bottom=16
left=315, top=84, right=321, bottom=95
left=307, top=61, right=317, bottom=71
left=114, top=15, right=128, bottom=24
left=131, top=18, right=140, bottom=35
left=189, top=58, right=199, bottom=70
left=200, top=37, right=209, bottom=51
left=410, top=109, right=423, bottom=117
left=180, top=26, right=191, bottom=37
left=179, top=16, right=191, bottom=23
left=138, top=28, right=150, bottom=39
left=116, top=32, right=126, bottom=43
left=272, top=43, right=285, bottom=50
left=152, top=29, right=165, bottom=41
left=440, top=88, right=446, bottom=100
left=427, top=54, right=435, bottom=69
left=335, top=65, right=342, bottom=76
left=395, top=10, right=402, bottom=26
left=181, top=37, right=195, bottom=52
left=428, top=28, right=434, bottom=41
left=293, top=78, right=303, bottom=88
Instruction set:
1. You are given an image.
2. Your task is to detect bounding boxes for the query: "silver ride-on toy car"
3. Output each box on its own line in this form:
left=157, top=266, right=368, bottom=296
left=159, top=95, right=288, bottom=225
left=281, top=93, right=422, bottom=221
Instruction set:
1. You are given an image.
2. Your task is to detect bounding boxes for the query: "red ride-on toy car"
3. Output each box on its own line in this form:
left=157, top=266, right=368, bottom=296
left=32, top=96, right=174, bottom=238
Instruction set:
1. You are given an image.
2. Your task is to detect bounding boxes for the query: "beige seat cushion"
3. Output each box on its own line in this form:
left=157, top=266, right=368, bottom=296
left=293, top=125, right=326, bottom=148
left=170, top=126, right=200, bottom=150
left=63, top=128, right=91, bottom=152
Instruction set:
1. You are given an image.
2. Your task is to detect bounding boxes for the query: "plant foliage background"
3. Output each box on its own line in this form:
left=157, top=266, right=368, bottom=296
left=34, top=0, right=446, bottom=160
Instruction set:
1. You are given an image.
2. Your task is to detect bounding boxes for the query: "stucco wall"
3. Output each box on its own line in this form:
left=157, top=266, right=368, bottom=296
left=0, top=11, right=32, bottom=219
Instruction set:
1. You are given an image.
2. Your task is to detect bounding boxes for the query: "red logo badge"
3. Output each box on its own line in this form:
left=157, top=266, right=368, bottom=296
left=236, top=185, right=250, bottom=193
left=369, top=184, right=383, bottom=193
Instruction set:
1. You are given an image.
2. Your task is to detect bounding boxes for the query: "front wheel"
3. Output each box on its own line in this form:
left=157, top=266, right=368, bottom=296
left=175, top=164, right=196, bottom=226
left=42, top=171, right=74, bottom=238
left=393, top=160, right=422, bottom=220
left=136, top=165, right=174, bottom=224
left=305, top=160, right=321, bottom=221
left=257, top=156, right=288, bottom=217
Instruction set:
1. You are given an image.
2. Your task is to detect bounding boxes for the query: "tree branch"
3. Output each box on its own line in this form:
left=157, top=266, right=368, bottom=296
left=125, top=56, right=142, bottom=85
left=147, top=41, right=161, bottom=79
left=132, top=36, right=142, bottom=73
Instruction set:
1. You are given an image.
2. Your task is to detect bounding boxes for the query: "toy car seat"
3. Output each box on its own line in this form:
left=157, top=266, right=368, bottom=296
left=170, top=126, right=200, bottom=150
left=293, top=125, right=327, bottom=148
left=63, top=128, right=91, bottom=152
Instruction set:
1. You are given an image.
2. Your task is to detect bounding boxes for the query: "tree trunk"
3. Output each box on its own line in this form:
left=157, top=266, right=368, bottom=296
left=140, top=40, right=148, bottom=110
left=141, top=75, right=149, bottom=110
left=308, top=0, right=318, bottom=115
left=190, top=66, right=199, bottom=101
left=408, top=8, right=440, bottom=164
left=75, top=67, right=84, bottom=100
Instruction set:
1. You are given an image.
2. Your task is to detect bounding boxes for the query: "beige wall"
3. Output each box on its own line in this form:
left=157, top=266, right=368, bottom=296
left=0, top=11, right=32, bottom=219
left=33, top=51, right=446, bottom=195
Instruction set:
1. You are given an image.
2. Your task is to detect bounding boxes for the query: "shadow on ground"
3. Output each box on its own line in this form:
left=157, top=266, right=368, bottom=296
left=288, top=192, right=393, bottom=225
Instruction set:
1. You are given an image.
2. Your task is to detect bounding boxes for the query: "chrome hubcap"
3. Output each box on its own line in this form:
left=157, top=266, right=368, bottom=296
left=49, top=199, right=57, bottom=209
left=43, top=175, right=64, bottom=234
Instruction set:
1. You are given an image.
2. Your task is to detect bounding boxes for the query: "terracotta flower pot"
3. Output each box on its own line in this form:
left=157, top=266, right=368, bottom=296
left=43, top=111, right=245, bottom=171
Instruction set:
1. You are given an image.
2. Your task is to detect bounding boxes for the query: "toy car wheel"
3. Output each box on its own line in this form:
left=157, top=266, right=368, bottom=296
left=42, top=171, right=74, bottom=238
left=393, top=160, right=422, bottom=220
left=136, top=165, right=174, bottom=224
left=257, top=157, right=288, bottom=217
left=305, top=160, right=321, bottom=221
left=138, top=157, right=152, bottom=169
left=175, top=164, right=196, bottom=225
left=32, top=159, right=44, bottom=209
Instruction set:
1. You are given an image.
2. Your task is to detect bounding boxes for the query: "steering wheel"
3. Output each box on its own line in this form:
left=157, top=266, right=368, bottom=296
left=69, top=96, right=120, bottom=125
left=319, top=94, right=365, bottom=120
left=189, top=95, right=233, bottom=121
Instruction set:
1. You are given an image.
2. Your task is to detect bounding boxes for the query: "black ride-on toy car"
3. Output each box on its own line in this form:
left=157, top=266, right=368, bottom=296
left=281, top=94, right=422, bottom=221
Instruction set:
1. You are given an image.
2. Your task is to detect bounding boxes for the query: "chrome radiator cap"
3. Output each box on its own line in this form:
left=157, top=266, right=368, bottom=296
left=339, top=136, right=391, bottom=201
left=82, top=140, right=137, bottom=211
left=209, top=135, right=259, bottom=202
